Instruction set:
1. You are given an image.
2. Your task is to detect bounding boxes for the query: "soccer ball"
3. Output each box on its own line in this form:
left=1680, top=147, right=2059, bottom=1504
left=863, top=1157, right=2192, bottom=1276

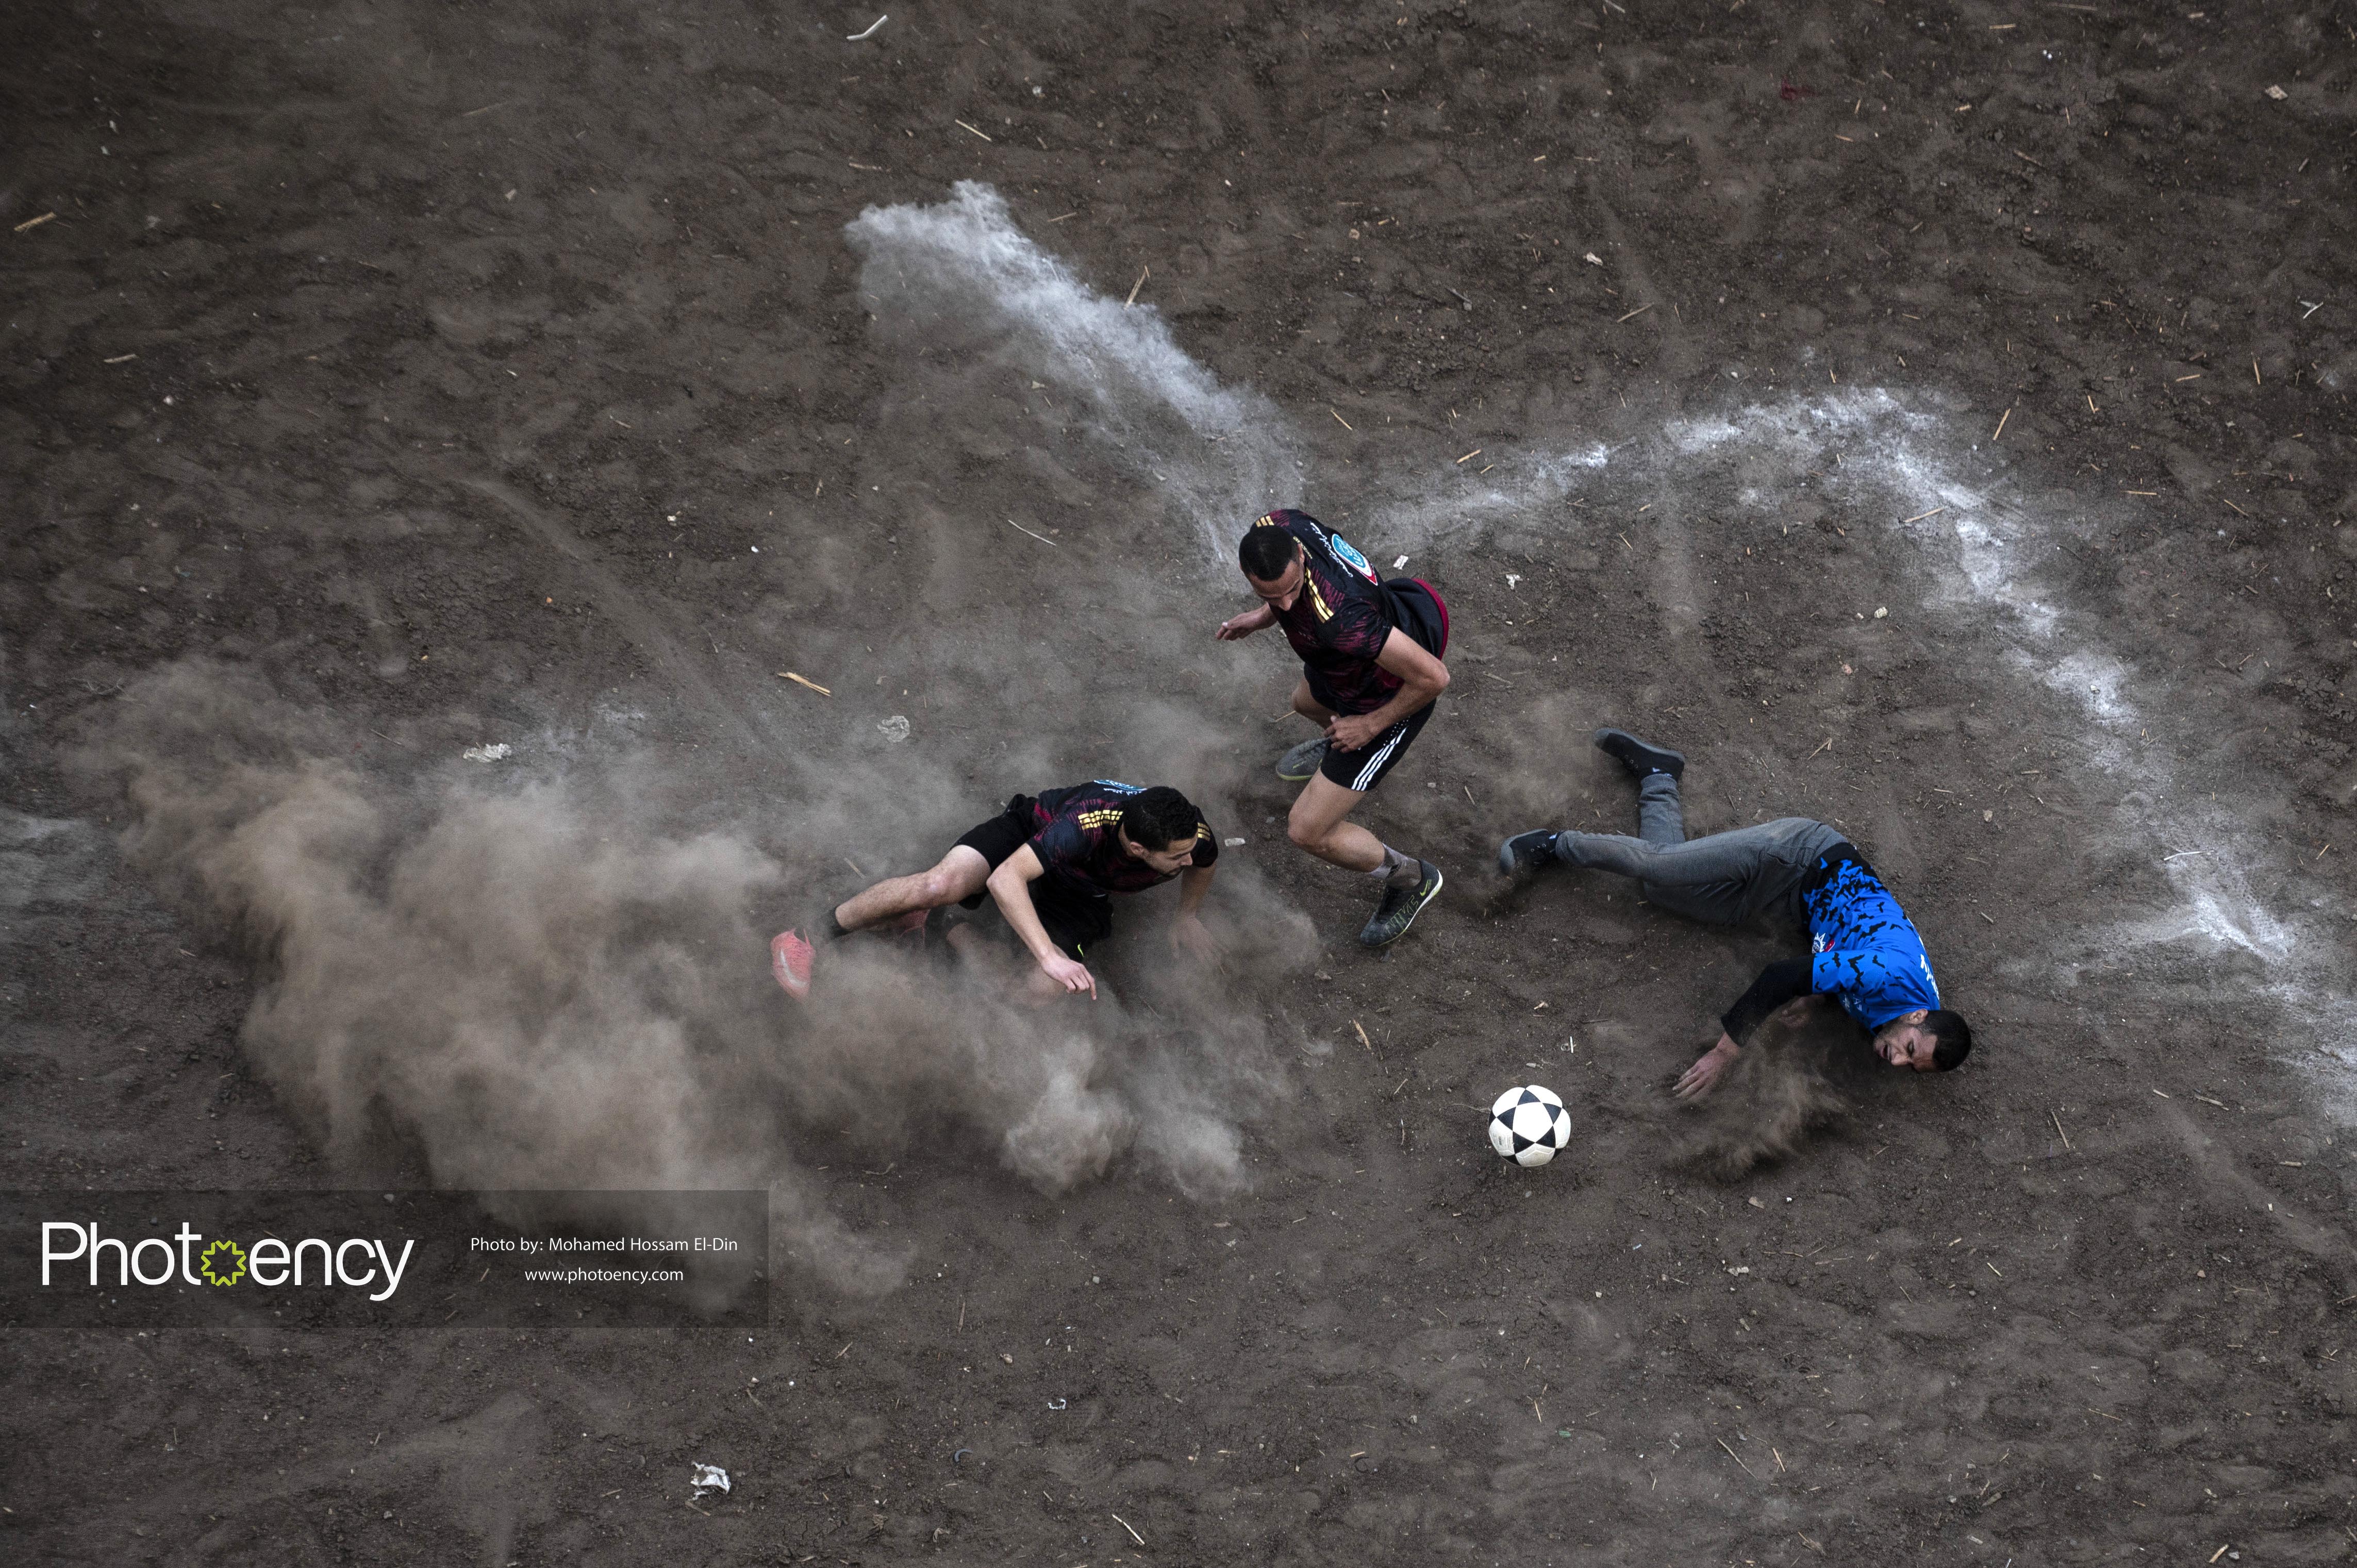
left=1488, top=1084, right=1572, bottom=1167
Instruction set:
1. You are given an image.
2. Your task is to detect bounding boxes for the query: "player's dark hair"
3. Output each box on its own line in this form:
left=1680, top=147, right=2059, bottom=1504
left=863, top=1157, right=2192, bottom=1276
left=1237, top=525, right=1299, bottom=582
left=1121, top=786, right=1199, bottom=852
left=1925, top=1010, right=1973, bottom=1071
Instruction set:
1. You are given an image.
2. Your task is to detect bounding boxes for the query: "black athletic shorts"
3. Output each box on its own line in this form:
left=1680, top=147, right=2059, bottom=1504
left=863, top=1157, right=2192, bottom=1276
left=1314, top=577, right=1448, bottom=794
left=1320, top=700, right=1436, bottom=793
left=946, top=797, right=1113, bottom=961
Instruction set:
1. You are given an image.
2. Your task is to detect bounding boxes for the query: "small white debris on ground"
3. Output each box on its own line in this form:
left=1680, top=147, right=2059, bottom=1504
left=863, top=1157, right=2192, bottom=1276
left=691, top=1463, right=730, bottom=1494
left=876, top=715, right=911, bottom=743
left=461, top=743, right=513, bottom=762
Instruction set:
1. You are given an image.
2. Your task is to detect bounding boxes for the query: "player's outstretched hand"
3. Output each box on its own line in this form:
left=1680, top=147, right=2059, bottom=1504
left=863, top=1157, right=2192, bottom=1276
left=1040, top=953, right=1098, bottom=999
left=1169, top=914, right=1219, bottom=963
left=1216, top=606, right=1275, bottom=641
left=1673, top=1036, right=1741, bottom=1099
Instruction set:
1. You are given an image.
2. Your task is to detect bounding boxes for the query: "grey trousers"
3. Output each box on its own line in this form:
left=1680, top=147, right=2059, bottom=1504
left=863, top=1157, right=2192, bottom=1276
left=1557, top=774, right=1845, bottom=929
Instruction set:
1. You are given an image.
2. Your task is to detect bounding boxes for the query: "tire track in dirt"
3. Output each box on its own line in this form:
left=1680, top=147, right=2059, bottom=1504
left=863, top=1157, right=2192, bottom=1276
left=453, top=476, right=765, bottom=753
left=1578, top=173, right=1698, bottom=393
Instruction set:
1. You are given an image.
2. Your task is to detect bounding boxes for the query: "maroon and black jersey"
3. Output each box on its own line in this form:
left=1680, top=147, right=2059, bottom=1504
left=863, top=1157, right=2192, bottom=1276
left=1251, top=510, right=1449, bottom=716
left=1023, top=781, right=1218, bottom=900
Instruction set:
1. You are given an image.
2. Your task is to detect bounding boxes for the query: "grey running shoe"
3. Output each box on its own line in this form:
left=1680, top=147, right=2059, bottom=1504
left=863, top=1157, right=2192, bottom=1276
left=1497, top=830, right=1561, bottom=876
left=1359, top=860, right=1443, bottom=948
left=1275, top=736, right=1331, bottom=782
left=1593, top=727, right=1685, bottom=779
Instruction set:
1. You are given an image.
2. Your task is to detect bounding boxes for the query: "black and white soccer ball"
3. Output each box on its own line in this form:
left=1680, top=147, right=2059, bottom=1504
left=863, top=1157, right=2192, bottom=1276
left=1488, top=1084, right=1572, bottom=1167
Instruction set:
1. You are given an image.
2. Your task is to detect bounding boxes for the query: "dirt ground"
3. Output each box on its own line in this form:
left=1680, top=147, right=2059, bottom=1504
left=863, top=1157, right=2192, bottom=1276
left=6, top=1, right=2356, bottom=1562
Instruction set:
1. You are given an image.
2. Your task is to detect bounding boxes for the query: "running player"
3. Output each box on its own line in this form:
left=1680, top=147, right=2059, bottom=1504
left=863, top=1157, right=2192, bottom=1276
left=1216, top=509, right=1450, bottom=947
left=772, top=781, right=1217, bottom=1004
left=1499, top=727, right=1972, bottom=1095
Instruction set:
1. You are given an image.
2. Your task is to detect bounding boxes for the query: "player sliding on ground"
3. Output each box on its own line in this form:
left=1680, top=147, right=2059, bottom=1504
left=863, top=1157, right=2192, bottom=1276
left=1499, top=727, right=1972, bottom=1096
left=771, top=782, right=1217, bottom=1004
left=1216, top=510, right=1451, bottom=948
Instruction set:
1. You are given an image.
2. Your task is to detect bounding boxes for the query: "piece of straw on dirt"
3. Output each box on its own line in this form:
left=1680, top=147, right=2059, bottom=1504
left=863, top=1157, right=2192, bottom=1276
left=1331, top=408, right=1353, bottom=430
left=1353, top=1020, right=1373, bottom=1053
left=13, top=212, right=57, bottom=232
left=1991, top=407, right=2011, bottom=440
left=777, top=672, right=833, bottom=696
left=847, top=14, right=888, bottom=40
left=1617, top=303, right=1653, bottom=323
left=1901, top=506, right=1946, bottom=523
left=954, top=120, right=992, bottom=142
left=1003, top=517, right=1056, bottom=546
left=1124, top=266, right=1149, bottom=307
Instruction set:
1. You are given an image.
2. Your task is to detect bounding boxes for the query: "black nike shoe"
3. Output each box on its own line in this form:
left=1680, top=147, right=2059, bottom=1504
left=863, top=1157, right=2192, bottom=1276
left=1497, top=830, right=1562, bottom=877
left=1359, top=860, right=1443, bottom=948
left=1593, top=727, right=1685, bottom=779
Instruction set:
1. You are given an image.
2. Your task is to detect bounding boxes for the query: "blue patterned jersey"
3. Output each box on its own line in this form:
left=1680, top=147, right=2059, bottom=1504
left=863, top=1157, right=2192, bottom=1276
left=1800, top=849, right=1941, bottom=1030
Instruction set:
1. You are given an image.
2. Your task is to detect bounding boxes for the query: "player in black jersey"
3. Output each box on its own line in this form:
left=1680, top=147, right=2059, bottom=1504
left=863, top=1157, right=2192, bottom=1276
left=1217, top=509, right=1450, bottom=947
left=772, top=781, right=1218, bottom=1003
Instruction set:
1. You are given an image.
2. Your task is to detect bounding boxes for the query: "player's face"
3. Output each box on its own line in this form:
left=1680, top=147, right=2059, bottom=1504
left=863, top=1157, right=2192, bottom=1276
left=1246, top=548, right=1306, bottom=612
left=1873, top=1015, right=1938, bottom=1071
left=1120, top=830, right=1199, bottom=874
left=1141, top=837, right=1198, bottom=874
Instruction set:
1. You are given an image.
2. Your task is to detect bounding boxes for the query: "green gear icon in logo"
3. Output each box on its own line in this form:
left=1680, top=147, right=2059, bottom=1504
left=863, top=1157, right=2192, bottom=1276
left=198, top=1239, right=246, bottom=1287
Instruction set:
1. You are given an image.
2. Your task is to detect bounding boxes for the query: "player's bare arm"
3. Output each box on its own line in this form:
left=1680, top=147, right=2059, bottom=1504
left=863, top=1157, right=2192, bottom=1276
left=986, top=844, right=1098, bottom=999
left=1673, top=1033, right=1744, bottom=1099
left=1169, top=863, right=1217, bottom=960
left=1215, top=603, right=1279, bottom=640
left=1325, top=629, right=1449, bottom=752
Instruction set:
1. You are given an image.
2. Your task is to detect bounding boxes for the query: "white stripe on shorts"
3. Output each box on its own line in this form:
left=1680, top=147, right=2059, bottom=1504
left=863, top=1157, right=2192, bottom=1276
left=1349, top=721, right=1408, bottom=792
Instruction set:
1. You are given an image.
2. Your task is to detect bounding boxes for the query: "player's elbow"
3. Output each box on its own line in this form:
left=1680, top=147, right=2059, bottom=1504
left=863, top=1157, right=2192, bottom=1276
left=1424, top=662, right=1451, bottom=696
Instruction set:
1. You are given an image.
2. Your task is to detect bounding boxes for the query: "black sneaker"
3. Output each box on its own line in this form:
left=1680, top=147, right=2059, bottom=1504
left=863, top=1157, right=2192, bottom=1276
left=1593, top=727, right=1685, bottom=779
left=1359, top=860, right=1442, bottom=948
left=1497, top=830, right=1561, bottom=876
left=1275, top=737, right=1331, bottom=782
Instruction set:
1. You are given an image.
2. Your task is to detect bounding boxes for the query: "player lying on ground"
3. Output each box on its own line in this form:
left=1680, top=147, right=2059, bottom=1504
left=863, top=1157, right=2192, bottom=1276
left=771, top=782, right=1217, bottom=1004
left=1216, top=509, right=1451, bottom=948
left=1498, top=727, right=1972, bottom=1096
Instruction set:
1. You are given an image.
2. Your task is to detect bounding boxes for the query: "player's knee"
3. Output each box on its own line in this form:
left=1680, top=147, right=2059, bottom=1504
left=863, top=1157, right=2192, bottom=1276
left=918, top=868, right=965, bottom=906
left=1286, top=812, right=1325, bottom=851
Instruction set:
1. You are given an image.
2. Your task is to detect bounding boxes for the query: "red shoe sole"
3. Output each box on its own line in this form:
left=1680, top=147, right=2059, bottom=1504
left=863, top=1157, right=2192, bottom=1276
left=770, top=931, right=813, bottom=999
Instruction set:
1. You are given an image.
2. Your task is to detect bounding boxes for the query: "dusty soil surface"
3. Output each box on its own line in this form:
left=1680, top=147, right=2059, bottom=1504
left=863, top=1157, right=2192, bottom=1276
left=6, top=1, right=2355, bottom=1563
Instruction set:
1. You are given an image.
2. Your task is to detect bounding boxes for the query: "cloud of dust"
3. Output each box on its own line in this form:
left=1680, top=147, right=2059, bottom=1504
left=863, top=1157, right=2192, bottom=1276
left=1677, top=998, right=1874, bottom=1181
left=81, top=664, right=1314, bottom=1292
left=844, top=180, right=1305, bottom=563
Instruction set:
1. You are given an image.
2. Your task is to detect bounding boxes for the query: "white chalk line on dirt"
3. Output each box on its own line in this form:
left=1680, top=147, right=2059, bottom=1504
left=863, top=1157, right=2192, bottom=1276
left=1648, top=389, right=2343, bottom=1100
left=844, top=182, right=1304, bottom=562
left=834, top=199, right=2344, bottom=1104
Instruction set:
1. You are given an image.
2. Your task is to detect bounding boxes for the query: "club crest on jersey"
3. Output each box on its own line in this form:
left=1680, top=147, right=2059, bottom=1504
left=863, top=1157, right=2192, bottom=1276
left=1327, top=534, right=1376, bottom=581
